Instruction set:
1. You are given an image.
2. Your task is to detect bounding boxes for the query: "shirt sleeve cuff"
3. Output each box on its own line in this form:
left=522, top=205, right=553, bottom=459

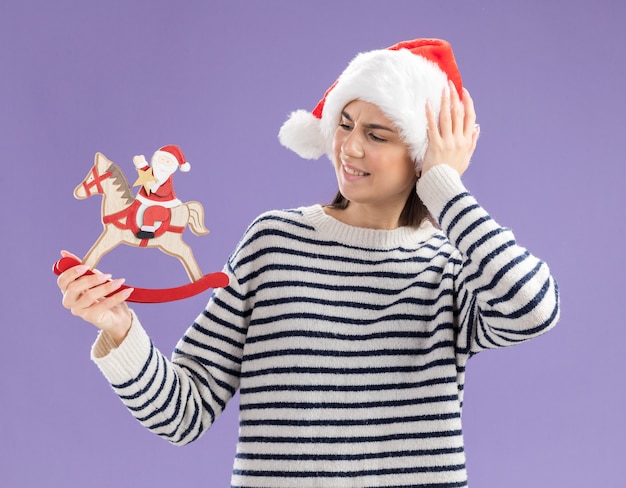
left=416, top=164, right=468, bottom=221
left=90, top=310, right=152, bottom=385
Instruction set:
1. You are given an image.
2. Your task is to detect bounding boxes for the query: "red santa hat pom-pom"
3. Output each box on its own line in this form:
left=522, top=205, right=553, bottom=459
left=179, top=161, right=191, bottom=172
left=278, top=109, right=327, bottom=160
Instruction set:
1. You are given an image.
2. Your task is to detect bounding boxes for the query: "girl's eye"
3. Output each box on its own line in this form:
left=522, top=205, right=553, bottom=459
left=339, top=122, right=352, bottom=131
left=369, top=133, right=386, bottom=142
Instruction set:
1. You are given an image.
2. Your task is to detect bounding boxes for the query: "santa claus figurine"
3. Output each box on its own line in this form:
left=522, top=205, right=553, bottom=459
left=133, top=144, right=191, bottom=239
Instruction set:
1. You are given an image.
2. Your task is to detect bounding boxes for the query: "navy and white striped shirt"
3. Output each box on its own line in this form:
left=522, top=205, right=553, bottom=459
left=93, top=165, right=560, bottom=487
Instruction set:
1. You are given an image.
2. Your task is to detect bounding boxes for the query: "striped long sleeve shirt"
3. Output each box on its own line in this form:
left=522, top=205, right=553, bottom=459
left=92, top=164, right=560, bottom=487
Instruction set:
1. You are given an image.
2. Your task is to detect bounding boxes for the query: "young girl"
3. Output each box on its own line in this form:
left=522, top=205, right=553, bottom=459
left=57, top=39, right=560, bottom=487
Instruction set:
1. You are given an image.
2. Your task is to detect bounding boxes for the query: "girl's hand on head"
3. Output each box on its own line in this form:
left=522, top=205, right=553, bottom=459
left=57, top=250, right=133, bottom=346
left=421, top=81, right=480, bottom=177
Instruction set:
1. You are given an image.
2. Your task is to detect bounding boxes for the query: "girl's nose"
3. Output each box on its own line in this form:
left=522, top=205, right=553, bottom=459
left=341, top=130, right=365, bottom=159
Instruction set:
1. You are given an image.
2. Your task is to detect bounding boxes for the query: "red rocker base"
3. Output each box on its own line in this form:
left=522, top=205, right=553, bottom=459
left=53, top=256, right=229, bottom=303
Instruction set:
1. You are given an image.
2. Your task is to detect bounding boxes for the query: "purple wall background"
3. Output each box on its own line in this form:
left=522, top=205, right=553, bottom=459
left=1, top=1, right=624, bottom=486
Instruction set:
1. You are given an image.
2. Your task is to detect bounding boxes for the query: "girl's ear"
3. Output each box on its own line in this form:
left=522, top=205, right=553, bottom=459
left=415, top=158, right=423, bottom=179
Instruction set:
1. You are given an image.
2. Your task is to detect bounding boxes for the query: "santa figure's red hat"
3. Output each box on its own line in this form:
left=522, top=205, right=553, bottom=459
left=154, top=144, right=191, bottom=172
left=278, top=38, right=463, bottom=166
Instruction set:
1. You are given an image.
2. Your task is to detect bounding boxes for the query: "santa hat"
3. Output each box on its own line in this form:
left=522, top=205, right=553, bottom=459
left=154, top=144, right=191, bottom=172
left=278, top=38, right=463, bottom=165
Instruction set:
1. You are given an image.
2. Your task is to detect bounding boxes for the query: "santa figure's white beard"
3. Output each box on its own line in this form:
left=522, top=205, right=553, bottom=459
left=152, top=162, right=176, bottom=186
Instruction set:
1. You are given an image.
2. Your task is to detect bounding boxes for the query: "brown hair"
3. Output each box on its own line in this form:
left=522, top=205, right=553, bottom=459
left=327, top=186, right=431, bottom=228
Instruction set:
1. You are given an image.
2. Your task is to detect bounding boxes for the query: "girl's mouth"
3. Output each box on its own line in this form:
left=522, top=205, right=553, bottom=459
left=343, top=164, right=369, bottom=177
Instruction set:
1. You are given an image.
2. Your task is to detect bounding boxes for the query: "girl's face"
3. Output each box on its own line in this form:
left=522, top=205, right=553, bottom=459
left=331, top=100, right=417, bottom=223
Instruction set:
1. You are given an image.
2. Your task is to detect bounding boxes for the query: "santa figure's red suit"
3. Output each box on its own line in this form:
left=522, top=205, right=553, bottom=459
left=133, top=144, right=191, bottom=239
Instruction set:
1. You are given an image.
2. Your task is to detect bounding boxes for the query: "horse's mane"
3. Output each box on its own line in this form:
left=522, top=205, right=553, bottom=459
left=107, top=162, right=134, bottom=205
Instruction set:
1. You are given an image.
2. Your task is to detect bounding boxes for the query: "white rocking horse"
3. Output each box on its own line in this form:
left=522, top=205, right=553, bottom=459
left=74, top=152, right=209, bottom=282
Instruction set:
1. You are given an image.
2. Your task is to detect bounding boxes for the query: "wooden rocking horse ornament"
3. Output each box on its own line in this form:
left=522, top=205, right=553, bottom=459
left=53, top=147, right=229, bottom=303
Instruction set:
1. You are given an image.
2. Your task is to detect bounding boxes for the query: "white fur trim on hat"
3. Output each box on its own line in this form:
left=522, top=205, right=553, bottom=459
left=321, top=49, right=447, bottom=164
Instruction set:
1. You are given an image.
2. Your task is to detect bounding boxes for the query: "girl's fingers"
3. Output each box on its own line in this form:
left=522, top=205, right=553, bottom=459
left=438, top=82, right=452, bottom=136
left=57, top=251, right=86, bottom=291
left=461, top=87, right=477, bottom=137
left=449, top=80, right=465, bottom=135
left=73, top=277, right=125, bottom=309
left=422, top=82, right=479, bottom=177
left=425, top=100, right=440, bottom=143
left=57, top=264, right=90, bottom=293
left=77, top=288, right=133, bottom=323
left=61, top=272, right=118, bottom=309
left=469, top=124, right=480, bottom=154
left=60, top=249, right=81, bottom=261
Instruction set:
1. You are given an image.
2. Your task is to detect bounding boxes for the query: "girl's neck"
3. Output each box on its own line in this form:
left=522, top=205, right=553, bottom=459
left=323, top=203, right=404, bottom=230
